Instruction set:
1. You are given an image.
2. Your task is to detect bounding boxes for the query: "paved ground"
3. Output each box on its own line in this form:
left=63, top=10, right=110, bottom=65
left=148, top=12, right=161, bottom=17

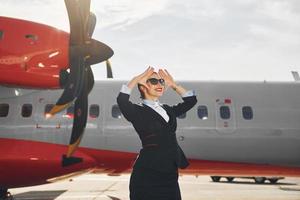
left=10, top=174, right=300, bottom=200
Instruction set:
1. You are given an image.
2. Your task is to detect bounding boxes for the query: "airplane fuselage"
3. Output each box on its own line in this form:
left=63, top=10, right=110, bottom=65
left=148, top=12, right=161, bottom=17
left=1, top=80, right=300, bottom=188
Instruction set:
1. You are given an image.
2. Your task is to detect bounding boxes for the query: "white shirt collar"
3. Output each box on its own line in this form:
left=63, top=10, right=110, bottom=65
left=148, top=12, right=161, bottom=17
left=142, top=99, right=162, bottom=108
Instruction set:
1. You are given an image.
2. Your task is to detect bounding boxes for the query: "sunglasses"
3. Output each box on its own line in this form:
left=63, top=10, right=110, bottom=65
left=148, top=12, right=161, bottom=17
left=147, top=78, right=165, bottom=86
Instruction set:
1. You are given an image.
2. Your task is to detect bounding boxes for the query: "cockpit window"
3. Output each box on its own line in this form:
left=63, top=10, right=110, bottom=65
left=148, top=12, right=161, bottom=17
left=0, top=30, right=3, bottom=40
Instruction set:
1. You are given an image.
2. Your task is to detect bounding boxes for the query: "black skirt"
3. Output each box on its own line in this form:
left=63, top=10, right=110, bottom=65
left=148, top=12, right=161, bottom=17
left=129, top=167, right=181, bottom=200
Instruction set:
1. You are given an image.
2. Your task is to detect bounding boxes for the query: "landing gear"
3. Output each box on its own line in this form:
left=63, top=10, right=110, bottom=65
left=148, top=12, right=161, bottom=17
left=268, top=178, right=279, bottom=184
left=211, top=176, right=221, bottom=182
left=226, top=177, right=234, bottom=182
left=254, top=177, right=266, bottom=184
left=210, top=176, right=234, bottom=182
left=0, top=188, right=14, bottom=200
left=210, top=176, right=283, bottom=184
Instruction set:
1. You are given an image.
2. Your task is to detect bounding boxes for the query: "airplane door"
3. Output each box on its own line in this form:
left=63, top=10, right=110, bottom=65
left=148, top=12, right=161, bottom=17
left=215, top=98, right=236, bottom=133
left=34, top=95, right=68, bottom=144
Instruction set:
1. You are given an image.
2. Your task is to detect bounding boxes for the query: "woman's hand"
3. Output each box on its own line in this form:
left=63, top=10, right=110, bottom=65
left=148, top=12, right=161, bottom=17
left=136, top=67, right=154, bottom=88
left=158, top=69, right=176, bottom=89
left=159, top=69, right=188, bottom=95
left=127, top=67, right=154, bottom=89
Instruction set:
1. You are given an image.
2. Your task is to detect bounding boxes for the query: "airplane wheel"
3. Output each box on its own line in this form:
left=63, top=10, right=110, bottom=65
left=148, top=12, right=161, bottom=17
left=254, top=177, right=266, bottom=184
left=226, top=177, right=234, bottom=182
left=268, top=178, right=278, bottom=184
left=0, top=188, right=7, bottom=198
left=0, top=188, right=14, bottom=200
left=5, top=192, right=14, bottom=200
left=211, top=176, right=221, bottom=182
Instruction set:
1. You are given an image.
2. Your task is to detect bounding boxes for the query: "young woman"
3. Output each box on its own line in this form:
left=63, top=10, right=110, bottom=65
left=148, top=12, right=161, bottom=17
left=117, top=67, right=197, bottom=200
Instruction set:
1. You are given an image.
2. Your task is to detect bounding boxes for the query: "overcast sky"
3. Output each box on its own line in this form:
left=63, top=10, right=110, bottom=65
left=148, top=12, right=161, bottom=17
left=1, top=0, right=300, bottom=81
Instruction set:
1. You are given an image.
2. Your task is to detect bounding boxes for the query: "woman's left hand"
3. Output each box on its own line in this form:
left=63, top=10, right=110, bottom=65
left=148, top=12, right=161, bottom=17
left=158, top=69, right=176, bottom=89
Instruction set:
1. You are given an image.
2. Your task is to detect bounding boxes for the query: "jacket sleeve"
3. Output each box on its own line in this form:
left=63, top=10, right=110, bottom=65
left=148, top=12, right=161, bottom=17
left=172, top=95, right=197, bottom=117
left=116, top=92, right=137, bottom=122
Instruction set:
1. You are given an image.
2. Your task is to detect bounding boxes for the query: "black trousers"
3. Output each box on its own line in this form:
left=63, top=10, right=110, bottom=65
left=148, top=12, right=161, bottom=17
left=129, top=167, right=181, bottom=200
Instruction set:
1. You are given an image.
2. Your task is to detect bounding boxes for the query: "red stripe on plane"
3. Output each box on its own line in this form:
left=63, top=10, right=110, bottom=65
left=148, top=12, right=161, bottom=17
left=0, top=138, right=300, bottom=188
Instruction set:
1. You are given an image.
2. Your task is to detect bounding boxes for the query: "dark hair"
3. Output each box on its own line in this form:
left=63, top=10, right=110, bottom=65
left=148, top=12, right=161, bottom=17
left=137, top=83, right=145, bottom=99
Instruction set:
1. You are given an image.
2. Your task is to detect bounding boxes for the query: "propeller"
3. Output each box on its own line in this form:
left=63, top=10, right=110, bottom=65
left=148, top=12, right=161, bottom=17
left=48, top=0, right=113, bottom=163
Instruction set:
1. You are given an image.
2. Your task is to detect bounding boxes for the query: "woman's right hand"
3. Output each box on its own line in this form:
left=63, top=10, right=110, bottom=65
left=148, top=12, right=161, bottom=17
left=127, top=67, right=154, bottom=89
left=136, top=67, right=154, bottom=87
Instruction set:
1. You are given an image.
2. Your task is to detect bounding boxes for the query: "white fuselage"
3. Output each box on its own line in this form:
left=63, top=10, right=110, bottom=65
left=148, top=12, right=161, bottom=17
left=1, top=80, right=300, bottom=167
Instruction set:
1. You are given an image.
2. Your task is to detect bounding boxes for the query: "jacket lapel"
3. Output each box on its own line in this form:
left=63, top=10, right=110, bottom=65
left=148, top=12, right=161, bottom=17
left=163, top=105, right=176, bottom=127
left=142, top=104, right=170, bottom=125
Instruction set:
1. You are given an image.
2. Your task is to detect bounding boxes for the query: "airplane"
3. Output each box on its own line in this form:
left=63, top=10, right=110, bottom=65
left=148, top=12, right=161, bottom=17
left=1, top=0, right=300, bottom=199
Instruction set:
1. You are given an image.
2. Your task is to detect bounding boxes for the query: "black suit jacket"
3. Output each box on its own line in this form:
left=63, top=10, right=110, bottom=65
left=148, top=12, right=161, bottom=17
left=117, top=92, right=197, bottom=172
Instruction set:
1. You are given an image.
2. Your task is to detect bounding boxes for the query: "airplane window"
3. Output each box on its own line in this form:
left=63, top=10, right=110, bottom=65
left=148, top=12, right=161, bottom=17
left=177, top=113, right=186, bottom=119
left=65, top=105, right=74, bottom=118
left=67, top=105, right=74, bottom=114
left=198, top=105, right=208, bottom=120
left=0, top=30, right=3, bottom=40
left=22, top=104, right=32, bottom=118
left=220, top=106, right=230, bottom=119
left=89, top=104, right=99, bottom=118
left=242, top=106, right=253, bottom=120
left=0, top=103, right=9, bottom=117
left=112, top=105, right=122, bottom=119
left=44, top=104, right=54, bottom=116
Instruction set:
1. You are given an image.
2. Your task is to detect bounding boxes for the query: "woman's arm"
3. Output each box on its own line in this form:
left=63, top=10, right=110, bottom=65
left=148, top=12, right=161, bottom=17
left=116, top=92, right=136, bottom=122
left=117, top=67, right=154, bottom=122
left=159, top=69, right=197, bottom=117
left=158, top=69, right=188, bottom=96
left=127, top=67, right=154, bottom=90
left=170, top=96, right=197, bottom=117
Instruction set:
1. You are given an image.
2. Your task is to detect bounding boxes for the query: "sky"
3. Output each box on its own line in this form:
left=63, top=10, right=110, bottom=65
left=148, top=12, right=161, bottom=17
left=1, top=0, right=300, bottom=81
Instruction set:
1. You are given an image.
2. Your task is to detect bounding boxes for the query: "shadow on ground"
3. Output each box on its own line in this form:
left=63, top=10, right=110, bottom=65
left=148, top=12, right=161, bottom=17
left=212, top=180, right=297, bottom=186
left=14, top=190, right=66, bottom=200
left=13, top=190, right=121, bottom=200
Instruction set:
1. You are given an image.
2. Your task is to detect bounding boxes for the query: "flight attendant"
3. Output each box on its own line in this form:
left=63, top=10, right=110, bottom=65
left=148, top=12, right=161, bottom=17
left=117, top=67, right=197, bottom=200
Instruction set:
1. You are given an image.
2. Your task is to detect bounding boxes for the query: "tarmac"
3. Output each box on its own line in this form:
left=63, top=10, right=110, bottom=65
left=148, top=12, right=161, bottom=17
left=10, top=174, right=300, bottom=200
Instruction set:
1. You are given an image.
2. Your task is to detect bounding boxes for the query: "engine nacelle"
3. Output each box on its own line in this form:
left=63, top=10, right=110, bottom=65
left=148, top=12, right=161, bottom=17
left=0, top=17, right=69, bottom=89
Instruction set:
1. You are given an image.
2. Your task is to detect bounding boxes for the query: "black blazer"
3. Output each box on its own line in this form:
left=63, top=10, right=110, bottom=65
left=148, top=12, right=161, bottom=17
left=117, top=92, right=197, bottom=172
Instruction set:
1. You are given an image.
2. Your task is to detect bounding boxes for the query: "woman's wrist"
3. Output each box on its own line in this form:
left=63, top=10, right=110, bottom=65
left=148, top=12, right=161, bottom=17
left=171, top=83, right=178, bottom=91
left=170, top=83, right=187, bottom=96
left=127, top=76, right=139, bottom=89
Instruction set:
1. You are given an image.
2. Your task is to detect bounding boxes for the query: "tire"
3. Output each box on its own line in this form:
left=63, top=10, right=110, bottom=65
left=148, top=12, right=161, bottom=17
left=226, top=177, right=234, bottom=182
left=254, top=177, right=266, bottom=184
left=211, top=176, right=221, bottom=182
left=268, top=178, right=278, bottom=184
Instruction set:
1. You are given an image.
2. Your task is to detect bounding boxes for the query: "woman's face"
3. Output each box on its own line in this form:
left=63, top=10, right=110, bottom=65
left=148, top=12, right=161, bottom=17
left=144, top=73, right=165, bottom=100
